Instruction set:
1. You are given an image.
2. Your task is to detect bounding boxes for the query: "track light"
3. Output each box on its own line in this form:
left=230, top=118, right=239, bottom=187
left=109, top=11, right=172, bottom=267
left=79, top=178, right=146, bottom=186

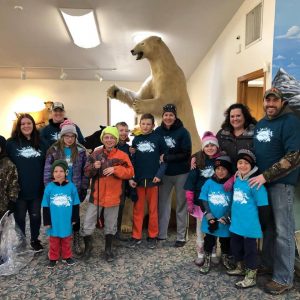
left=60, top=68, right=67, bottom=80
left=21, top=68, right=26, bottom=80
left=95, top=73, right=103, bottom=82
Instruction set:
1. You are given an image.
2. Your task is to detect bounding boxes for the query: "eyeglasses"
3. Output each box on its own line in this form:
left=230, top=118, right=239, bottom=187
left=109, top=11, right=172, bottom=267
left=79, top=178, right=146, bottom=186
left=63, top=135, right=76, bottom=139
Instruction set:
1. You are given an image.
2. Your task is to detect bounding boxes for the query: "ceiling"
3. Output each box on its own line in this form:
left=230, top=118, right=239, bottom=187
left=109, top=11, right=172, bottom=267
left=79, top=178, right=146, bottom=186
left=0, top=0, right=244, bottom=81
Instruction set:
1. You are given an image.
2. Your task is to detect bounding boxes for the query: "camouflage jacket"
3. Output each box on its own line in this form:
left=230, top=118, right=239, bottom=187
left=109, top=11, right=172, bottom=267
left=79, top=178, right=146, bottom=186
left=0, top=156, right=19, bottom=217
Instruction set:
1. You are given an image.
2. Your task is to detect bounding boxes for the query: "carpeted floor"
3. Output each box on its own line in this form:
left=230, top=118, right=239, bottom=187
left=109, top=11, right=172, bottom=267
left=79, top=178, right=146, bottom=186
left=0, top=226, right=300, bottom=300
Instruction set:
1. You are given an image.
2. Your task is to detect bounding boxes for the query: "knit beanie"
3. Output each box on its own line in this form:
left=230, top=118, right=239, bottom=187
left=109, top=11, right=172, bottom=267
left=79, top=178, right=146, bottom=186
left=60, top=119, right=77, bottom=137
left=162, top=104, right=177, bottom=117
left=51, top=159, right=68, bottom=175
left=100, top=126, right=119, bottom=143
left=237, top=149, right=256, bottom=169
left=201, top=131, right=219, bottom=149
left=214, top=155, right=232, bottom=174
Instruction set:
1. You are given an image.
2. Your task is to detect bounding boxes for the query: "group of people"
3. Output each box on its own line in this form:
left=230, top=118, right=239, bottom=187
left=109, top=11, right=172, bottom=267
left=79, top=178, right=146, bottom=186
left=0, top=87, right=299, bottom=295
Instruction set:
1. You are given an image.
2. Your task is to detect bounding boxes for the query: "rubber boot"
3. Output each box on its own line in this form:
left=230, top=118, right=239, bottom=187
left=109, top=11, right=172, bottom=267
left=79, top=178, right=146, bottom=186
left=227, top=261, right=245, bottom=276
left=82, top=235, right=93, bottom=259
left=221, top=254, right=235, bottom=270
left=73, top=231, right=83, bottom=256
left=105, top=234, right=114, bottom=262
left=199, top=252, right=211, bottom=274
left=235, top=269, right=257, bottom=288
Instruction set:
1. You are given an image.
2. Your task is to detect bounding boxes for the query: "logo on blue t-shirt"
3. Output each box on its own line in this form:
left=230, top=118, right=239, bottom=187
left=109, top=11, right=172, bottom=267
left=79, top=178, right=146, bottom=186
left=255, top=128, right=273, bottom=143
left=17, top=146, right=41, bottom=158
left=164, top=136, right=176, bottom=148
left=51, top=193, right=72, bottom=207
left=208, top=192, right=229, bottom=207
left=137, top=141, right=155, bottom=152
left=233, top=188, right=249, bottom=205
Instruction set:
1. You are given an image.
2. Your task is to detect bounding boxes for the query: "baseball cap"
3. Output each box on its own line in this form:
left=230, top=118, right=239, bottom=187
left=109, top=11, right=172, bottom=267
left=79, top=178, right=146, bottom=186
left=52, top=102, right=65, bottom=111
left=264, top=87, right=283, bottom=100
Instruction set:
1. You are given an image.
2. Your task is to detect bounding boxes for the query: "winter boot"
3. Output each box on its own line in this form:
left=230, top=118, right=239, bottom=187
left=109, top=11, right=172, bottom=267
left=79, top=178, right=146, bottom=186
left=211, top=245, right=219, bottom=264
left=194, top=239, right=204, bottom=266
left=199, top=252, right=211, bottom=274
left=73, top=231, right=83, bottom=256
left=235, top=269, right=257, bottom=289
left=221, top=254, right=235, bottom=270
left=105, top=234, right=114, bottom=262
left=82, top=235, right=93, bottom=259
left=227, top=261, right=245, bottom=276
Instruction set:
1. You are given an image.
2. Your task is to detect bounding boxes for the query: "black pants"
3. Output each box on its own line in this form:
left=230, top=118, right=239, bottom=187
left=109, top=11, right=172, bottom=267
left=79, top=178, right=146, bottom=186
left=14, top=198, right=41, bottom=241
left=204, top=233, right=230, bottom=254
left=230, top=232, right=258, bottom=269
left=73, top=217, right=80, bottom=232
left=117, top=181, right=127, bottom=232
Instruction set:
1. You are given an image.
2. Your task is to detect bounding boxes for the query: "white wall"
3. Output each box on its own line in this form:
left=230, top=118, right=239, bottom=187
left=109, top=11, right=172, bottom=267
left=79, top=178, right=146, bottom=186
left=187, top=0, right=275, bottom=137
left=0, top=79, right=141, bottom=138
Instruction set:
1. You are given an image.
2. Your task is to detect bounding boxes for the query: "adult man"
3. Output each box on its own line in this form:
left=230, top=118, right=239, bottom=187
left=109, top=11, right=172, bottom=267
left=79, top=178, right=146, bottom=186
left=249, top=87, right=300, bottom=295
left=40, top=101, right=85, bottom=148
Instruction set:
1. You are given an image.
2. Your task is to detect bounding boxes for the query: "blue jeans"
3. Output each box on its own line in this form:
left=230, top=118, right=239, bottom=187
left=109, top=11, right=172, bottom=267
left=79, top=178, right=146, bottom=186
left=14, top=198, right=41, bottom=242
left=262, top=184, right=295, bottom=285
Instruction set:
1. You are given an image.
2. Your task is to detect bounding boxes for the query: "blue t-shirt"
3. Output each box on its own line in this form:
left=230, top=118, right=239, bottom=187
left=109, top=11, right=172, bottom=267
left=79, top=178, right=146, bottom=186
left=64, top=147, right=73, bottom=181
left=42, top=182, right=80, bottom=238
left=230, top=177, right=268, bottom=238
left=199, top=178, right=232, bottom=237
left=254, top=111, right=300, bottom=186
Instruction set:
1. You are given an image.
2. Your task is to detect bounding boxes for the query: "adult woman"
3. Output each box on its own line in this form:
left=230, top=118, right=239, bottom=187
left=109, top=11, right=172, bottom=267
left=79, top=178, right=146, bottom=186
left=216, top=103, right=257, bottom=168
left=155, top=104, right=192, bottom=247
left=43, top=120, right=89, bottom=255
left=6, top=114, right=47, bottom=251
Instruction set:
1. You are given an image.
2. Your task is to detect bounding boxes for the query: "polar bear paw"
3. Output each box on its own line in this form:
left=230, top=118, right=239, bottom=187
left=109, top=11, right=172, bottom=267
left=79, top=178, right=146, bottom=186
left=107, top=84, right=120, bottom=98
left=132, top=99, right=144, bottom=114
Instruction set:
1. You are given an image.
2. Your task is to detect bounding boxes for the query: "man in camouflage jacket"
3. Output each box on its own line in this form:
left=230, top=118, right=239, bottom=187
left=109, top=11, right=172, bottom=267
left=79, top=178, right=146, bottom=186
left=249, top=88, right=300, bottom=295
left=0, top=136, right=19, bottom=219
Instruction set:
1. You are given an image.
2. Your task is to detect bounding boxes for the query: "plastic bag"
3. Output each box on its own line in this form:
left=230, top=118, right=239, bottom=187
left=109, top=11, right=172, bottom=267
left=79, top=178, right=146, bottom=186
left=0, top=211, right=34, bottom=276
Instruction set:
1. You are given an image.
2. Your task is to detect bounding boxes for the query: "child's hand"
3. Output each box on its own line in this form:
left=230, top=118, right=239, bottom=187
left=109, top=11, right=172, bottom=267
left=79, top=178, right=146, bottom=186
left=103, top=167, right=114, bottom=176
left=160, top=154, right=164, bottom=163
left=129, top=179, right=137, bottom=188
left=218, top=217, right=226, bottom=225
left=45, top=225, right=51, bottom=229
left=94, top=160, right=101, bottom=169
left=209, top=219, right=215, bottom=224
left=72, top=222, right=76, bottom=225
left=191, top=157, right=196, bottom=170
left=152, top=177, right=161, bottom=183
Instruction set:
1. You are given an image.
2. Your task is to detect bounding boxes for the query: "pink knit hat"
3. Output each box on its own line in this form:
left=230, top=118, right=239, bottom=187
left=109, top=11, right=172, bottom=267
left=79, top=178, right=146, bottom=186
left=201, top=131, right=219, bottom=149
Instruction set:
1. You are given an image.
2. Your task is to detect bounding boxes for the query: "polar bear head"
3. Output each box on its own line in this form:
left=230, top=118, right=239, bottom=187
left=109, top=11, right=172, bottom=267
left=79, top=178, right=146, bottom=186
left=131, top=36, right=166, bottom=60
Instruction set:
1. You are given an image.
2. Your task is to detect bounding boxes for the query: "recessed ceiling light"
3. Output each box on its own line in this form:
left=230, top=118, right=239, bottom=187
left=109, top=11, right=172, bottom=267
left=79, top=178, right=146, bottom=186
left=59, top=8, right=101, bottom=49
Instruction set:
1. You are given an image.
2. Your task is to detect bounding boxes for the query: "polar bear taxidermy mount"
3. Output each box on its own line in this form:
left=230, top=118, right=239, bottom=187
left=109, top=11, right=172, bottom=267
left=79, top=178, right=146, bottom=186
left=107, top=36, right=200, bottom=152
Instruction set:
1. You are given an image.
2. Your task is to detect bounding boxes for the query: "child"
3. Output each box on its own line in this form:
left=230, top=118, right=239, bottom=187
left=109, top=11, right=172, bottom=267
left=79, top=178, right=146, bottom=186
left=42, top=160, right=80, bottom=268
left=228, top=149, right=268, bottom=288
left=44, top=120, right=89, bottom=255
left=199, top=155, right=233, bottom=274
left=184, top=131, right=220, bottom=266
left=0, top=135, right=19, bottom=219
left=128, top=114, right=167, bottom=249
left=81, top=126, right=134, bottom=262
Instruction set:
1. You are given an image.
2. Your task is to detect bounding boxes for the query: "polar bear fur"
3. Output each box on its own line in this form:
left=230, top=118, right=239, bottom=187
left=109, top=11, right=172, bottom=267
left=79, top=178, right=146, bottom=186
left=107, top=36, right=200, bottom=152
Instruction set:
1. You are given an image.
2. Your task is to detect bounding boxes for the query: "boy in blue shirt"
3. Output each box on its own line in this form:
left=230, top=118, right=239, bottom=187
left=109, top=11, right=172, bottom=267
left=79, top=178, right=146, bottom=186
left=42, top=160, right=80, bottom=268
left=199, top=155, right=233, bottom=274
left=228, top=149, right=268, bottom=289
left=129, top=113, right=167, bottom=249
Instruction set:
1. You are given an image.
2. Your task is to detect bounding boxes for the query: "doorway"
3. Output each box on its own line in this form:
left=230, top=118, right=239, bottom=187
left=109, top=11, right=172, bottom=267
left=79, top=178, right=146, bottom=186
left=237, top=68, right=266, bottom=120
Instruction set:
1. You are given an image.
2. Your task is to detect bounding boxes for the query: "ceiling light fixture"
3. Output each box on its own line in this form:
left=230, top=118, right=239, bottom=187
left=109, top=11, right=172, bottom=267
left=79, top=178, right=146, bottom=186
left=95, top=73, right=103, bottom=82
left=60, top=68, right=67, bottom=80
left=21, top=67, right=26, bottom=80
left=59, top=8, right=101, bottom=49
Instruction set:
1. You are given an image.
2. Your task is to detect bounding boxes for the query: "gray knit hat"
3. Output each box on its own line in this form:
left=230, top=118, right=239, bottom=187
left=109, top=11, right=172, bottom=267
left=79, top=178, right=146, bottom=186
left=60, top=119, right=77, bottom=137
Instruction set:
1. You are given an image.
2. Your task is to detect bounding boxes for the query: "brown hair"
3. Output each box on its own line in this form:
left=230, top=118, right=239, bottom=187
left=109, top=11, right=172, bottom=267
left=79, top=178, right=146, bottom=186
left=48, top=137, right=79, bottom=163
left=11, top=113, right=40, bottom=149
left=140, top=113, right=155, bottom=124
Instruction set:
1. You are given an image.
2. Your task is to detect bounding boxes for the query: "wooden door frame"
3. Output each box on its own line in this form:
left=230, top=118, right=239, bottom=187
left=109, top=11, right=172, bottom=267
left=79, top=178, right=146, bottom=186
left=237, top=68, right=266, bottom=103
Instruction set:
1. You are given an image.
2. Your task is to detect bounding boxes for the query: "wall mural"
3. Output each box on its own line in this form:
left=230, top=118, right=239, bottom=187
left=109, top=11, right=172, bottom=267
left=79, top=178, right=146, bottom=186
left=272, top=0, right=300, bottom=115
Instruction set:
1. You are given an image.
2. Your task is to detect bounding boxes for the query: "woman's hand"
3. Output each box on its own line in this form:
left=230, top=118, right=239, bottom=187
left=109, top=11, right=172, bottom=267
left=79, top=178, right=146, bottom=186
left=152, top=177, right=161, bottom=183
left=129, top=179, right=137, bottom=188
left=103, top=167, right=114, bottom=176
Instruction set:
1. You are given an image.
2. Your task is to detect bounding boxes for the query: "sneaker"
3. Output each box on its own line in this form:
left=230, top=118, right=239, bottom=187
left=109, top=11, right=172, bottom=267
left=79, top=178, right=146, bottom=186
left=265, top=280, right=293, bottom=295
left=62, top=257, right=76, bottom=266
left=47, top=260, right=57, bottom=269
left=147, top=237, right=157, bottom=249
left=174, top=240, right=186, bottom=248
left=30, top=240, right=44, bottom=252
left=128, top=238, right=142, bottom=248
